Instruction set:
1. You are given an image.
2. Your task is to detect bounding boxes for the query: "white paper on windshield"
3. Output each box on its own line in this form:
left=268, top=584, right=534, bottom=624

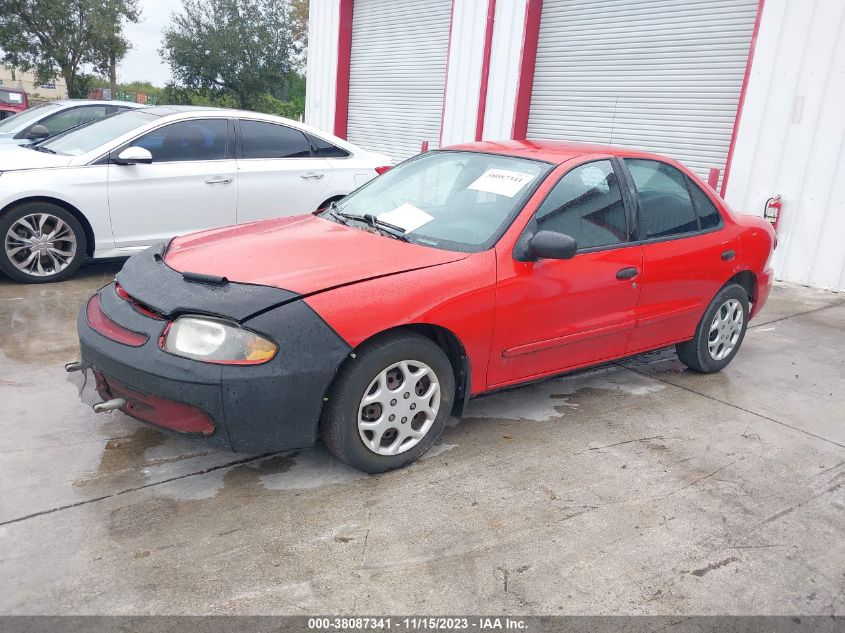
left=9, top=94, right=22, bottom=103
left=378, top=203, right=434, bottom=233
left=468, top=169, right=535, bottom=198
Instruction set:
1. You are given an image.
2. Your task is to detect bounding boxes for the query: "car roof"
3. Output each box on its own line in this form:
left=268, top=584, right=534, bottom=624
left=445, top=139, right=665, bottom=165
left=47, top=99, right=146, bottom=108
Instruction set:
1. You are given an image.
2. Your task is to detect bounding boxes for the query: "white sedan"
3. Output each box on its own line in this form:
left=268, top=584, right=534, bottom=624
left=0, top=106, right=391, bottom=283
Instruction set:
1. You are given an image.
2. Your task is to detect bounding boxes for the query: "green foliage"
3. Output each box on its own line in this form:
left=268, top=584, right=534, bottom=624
left=160, top=78, right=305, bottom=120
left=161, top=0, right=303, bottom=113
left=0, top=0, right=139, bottom=97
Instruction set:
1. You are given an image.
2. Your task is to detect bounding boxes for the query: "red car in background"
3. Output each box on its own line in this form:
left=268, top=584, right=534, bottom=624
left=71, top=140, right=776, bottom=473
left=0, top=87, right=27, bottom=119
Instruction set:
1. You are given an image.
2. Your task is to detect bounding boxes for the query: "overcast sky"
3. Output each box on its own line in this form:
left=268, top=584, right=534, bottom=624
left=118, top=0, right=174, bottom=86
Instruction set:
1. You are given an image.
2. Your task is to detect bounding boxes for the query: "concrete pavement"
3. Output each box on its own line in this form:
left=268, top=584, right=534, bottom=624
left=0, top=263, right=842, bottom=615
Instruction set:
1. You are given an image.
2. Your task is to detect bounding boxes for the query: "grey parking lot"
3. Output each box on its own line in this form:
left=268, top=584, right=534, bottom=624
left=0, top=265, right=843, bottom=615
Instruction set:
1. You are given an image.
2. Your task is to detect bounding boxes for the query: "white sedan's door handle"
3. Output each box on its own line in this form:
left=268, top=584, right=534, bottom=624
left=301, top=172, right=325, bottom=180
left=204, top=176, right=233, bottom=184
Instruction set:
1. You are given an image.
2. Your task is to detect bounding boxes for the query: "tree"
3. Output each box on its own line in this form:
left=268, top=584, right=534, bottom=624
left=161, top=0, right=301, bottom=110
left=0, top=0, right=139, bottom=98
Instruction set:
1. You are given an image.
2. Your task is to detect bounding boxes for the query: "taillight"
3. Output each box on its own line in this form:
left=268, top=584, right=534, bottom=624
left=86, top=294, right=149, bottom=347
left=375, top=166, right=392, bottom=175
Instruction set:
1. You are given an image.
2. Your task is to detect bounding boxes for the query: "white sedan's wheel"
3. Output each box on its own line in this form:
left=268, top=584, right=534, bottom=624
left=358, top=360, right=441, bottom=455
left=0, top=202, right=87, bottom=284
left=5, top=213, right=78, bottom=278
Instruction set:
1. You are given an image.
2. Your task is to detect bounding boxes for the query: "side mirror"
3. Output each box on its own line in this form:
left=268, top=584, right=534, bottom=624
left=525, top=230, right=577, bottom=260
left=116, top=146, right=153, bottom=165
left=27, top=124, right=50, bottom=140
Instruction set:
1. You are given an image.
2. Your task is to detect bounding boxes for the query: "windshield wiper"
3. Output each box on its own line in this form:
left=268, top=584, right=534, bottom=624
left=27, top=144, right=57, bottom=154
left=333, top=206, right=410, bottom=242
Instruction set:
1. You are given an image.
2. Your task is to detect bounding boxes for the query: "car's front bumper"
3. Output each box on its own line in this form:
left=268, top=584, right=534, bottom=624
left=73, top=252, right=351, bottom=452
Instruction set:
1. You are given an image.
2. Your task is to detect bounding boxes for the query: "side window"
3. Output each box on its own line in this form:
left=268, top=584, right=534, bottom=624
left=534, top=160, right=628, bottom=249
left=240, top=120, right=312, bottom=159
left=687, top=178, right=723, bottom=230
left=625, top=159, right=698, bottom=239
left=133, top=119, right=228, bottom=162
left=309, top=134, right=350, bottom=158
left=41, top=106, right=107, bottom=135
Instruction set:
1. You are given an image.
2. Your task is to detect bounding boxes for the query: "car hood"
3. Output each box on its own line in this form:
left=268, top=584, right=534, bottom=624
left=0, top=144, right=73, bottom=170
left=164, top=214, right=469, bottom=295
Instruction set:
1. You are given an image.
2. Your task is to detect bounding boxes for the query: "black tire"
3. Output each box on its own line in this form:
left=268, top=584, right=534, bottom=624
left=676, top=283, right=750, bottom=373
left=0, top=201, right=87, bottom=283
left=320, top=331, right=455, bottom=473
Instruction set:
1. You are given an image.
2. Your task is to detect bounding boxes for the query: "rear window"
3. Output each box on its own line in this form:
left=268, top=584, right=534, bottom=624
left=0, top=89, right=24, bottom=104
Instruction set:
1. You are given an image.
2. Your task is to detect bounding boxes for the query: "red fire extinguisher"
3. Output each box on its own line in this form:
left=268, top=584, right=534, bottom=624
left=764, top=194, right=782, bottom=230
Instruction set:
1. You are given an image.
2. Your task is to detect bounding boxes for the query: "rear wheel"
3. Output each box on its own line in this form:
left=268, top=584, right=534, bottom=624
left=0, top=202, right=87, bottom=283
left=676, top=283, right=749, bottom=373
left=320, top=331, right=454, bottom=473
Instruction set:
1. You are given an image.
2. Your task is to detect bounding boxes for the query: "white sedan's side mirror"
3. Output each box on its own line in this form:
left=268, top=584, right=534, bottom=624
left=116, top=146, right=153, bottom=165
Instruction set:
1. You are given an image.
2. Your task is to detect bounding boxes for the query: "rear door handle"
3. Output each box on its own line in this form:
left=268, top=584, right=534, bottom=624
left=301, top=172, right=324, bottom=180
left=616, top=267, right=639, bottom=280
left=721, top=249, right=736, bottom=261
left=204, top=177, right=233, bottom=184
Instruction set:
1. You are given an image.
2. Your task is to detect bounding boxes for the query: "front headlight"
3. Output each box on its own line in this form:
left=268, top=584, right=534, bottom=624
left=162, top=316, right=278, bottom=365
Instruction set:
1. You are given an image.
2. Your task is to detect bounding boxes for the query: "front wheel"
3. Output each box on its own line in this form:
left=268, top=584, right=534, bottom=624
left=676, top=283, right=750, bottom=373
left=0, top=202, right=87, bottom=283
left=320, top=331, right=455, bottom=473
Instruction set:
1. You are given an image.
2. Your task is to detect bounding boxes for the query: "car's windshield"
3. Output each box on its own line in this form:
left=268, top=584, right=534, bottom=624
left=331, top=151, right=552, bottom=252
left=0, top=103, right=59, bottom=134
left=39, top=110, right=159, bottom=156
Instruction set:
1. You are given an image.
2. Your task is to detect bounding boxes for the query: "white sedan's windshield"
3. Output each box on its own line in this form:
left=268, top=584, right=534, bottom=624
left=0, top=103, right=60, bottom=134
left=40, top=110, right=159, bottom=156
left=333, top=151, right=552, bottom=252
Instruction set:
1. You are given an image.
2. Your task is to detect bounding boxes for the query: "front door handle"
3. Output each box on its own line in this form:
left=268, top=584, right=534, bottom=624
left=204, top=177, right=233, bottom=184
left=301, top=172, right=325, bottom=180
left=721, top=249, right=736, bottom=261
left=616, top=267, right=639, bottom=280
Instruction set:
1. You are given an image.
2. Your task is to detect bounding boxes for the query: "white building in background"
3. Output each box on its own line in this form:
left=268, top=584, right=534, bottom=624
left=306, top=0, right=845, bottom=291
left=0, top=67, right=68, bottom=100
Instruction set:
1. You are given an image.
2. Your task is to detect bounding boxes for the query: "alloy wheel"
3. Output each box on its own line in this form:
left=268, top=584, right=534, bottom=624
left=4, top=213, right=78, bottom=277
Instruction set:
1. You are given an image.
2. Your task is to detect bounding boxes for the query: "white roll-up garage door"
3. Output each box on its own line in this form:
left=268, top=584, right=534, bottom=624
left=527, top=0, right=759, bottom=181
left=347, top=0, right=452, bottom=162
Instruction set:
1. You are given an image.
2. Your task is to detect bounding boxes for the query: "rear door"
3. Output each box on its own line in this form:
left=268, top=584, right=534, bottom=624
left=622, top=158, right=740, bottom=353
left=235, top=119, right=330, bottom=223
left=107, top=118, right=237, bottom=247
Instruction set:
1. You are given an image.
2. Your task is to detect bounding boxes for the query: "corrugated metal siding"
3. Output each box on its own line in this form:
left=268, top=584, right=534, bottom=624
left=526, top=0, right=758, bottom=181
left=304, top=0, right=340, bottom=133
left=346, top=0, right=452, bottom=161
left=725, top=0, right=845, bottom=291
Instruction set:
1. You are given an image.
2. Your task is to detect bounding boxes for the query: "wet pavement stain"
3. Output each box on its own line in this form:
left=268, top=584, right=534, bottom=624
left=73, top=426, right=167, bottom=491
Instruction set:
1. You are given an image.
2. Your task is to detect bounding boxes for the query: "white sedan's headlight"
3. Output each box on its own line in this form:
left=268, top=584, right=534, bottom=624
left=162, top=316, right=278, bottom=365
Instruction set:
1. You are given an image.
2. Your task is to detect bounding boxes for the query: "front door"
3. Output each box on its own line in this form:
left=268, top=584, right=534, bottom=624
left=107, top=118, right=237, bottom=247
left=488, top=158, right=643, bottom=388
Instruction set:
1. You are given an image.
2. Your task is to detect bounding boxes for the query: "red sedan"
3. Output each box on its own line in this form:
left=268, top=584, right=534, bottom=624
left=71, top=141, right=775, bottom=473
